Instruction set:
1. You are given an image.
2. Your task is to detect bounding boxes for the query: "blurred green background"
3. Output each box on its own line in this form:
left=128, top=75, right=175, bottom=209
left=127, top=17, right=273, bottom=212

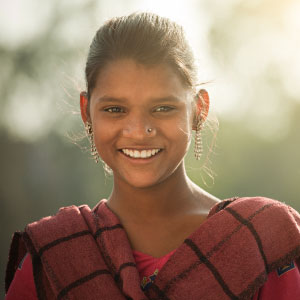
left=1, top=0, right=299, bottom=297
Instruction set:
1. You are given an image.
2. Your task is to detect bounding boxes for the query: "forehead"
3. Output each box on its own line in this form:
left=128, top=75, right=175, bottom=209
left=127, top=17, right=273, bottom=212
left=91, top=59, right=190, bottom=102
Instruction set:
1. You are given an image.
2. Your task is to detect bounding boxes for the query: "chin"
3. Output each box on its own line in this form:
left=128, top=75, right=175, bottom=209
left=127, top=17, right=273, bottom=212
left=128, top=179, right=160, bottom=190
left=118, top=173, right=165, bottom=190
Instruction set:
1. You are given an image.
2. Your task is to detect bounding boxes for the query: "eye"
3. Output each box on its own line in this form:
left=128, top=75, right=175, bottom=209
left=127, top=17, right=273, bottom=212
left=104, top=106, right=125, bottom=113
left=154, top=106, right=175, bottom=112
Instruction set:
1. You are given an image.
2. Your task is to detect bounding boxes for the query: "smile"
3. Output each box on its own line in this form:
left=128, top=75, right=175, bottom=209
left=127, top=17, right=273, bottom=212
left=121, top=149, right=162, bottom=159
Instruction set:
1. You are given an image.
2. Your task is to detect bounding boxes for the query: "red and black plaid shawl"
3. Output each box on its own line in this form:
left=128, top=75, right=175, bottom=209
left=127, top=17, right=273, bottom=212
left=5, top=197, right=300, bottom=299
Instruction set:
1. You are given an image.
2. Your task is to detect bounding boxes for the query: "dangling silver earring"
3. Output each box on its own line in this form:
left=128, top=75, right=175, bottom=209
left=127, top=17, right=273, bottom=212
left=85, top=122, right=99, bottom=163
left=85, top=122, right=113, bottom=175
left=194, top=116, right=203, bottom=160
left=103, top=162, right=113, bottom=175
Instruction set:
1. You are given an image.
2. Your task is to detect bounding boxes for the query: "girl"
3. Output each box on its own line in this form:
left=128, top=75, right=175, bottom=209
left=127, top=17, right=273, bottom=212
left=5, top=12, right=300, bottom=300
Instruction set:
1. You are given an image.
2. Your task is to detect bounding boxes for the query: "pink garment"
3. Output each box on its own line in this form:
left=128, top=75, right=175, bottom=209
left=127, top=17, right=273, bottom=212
left=133, top=249, right=177, bottom=291
left=5, top=254, right=37, bottom=300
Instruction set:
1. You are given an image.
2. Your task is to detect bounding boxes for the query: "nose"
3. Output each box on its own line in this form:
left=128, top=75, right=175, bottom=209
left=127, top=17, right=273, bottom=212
left=122, top=112, right=156, bottom=139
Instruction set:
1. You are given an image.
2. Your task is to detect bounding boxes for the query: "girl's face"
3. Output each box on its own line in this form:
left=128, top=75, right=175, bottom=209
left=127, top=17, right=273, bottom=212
left=83, top=59, right=197, bottom=189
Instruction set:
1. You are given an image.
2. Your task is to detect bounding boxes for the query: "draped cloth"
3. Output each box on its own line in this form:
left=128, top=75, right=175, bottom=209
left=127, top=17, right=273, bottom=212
left=5, top=197, right=300, bottom=300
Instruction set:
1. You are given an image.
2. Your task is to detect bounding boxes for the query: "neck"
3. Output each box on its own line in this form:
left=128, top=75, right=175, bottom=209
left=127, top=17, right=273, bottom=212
left=107, top=164, right=200, bottom=223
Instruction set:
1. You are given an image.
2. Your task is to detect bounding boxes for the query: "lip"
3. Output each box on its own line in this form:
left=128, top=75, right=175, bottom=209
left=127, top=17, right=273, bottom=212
left=118, top=146, right=163, bottom=150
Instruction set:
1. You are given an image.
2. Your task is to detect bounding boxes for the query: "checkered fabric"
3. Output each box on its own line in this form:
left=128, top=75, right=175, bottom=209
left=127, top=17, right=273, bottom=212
left=5, top=197, right=300, bottom=300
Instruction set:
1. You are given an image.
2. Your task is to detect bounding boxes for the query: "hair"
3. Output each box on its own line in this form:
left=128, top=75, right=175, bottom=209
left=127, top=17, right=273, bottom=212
left=85, top=12, right=198, bottom=100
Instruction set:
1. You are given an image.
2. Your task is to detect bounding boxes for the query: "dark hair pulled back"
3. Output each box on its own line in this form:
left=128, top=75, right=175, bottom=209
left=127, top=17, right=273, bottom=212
left=85, top=12, right=198, bottom=99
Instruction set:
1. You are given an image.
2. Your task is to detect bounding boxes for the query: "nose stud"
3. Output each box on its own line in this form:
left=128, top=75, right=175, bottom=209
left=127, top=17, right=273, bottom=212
left=147, top=128, right=153, bottom=133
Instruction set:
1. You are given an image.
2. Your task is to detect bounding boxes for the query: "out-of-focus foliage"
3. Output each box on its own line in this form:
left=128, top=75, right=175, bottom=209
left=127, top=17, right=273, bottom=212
left=1, top=0, right=299, bottom=297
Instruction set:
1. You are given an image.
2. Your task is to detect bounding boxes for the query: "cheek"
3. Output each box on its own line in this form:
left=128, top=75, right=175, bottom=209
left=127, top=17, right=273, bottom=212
left=92, top=121, right=116, bottom=154
left=175, top=112, right=193, bottom=139
left=163, top=116, right=192, bottom=148
left=91, top=107, right=117, bottom=143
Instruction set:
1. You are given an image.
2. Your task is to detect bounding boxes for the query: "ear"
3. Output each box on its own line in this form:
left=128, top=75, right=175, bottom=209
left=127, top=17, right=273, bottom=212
left=80, top=91, right=90, bottom=124
left=192, top=89, right=210, bottom=130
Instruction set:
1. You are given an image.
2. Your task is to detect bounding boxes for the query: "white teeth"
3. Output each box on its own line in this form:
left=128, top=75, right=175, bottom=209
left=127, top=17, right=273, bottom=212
left=141, top=150, right=147, bottom=158
left=134, top=150, right=140, bottom=158
left=121, top=148, right=161, bottom=159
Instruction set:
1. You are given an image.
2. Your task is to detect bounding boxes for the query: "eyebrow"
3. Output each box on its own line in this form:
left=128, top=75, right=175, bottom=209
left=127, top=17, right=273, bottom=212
left=96, top=95, right=182, bottom=103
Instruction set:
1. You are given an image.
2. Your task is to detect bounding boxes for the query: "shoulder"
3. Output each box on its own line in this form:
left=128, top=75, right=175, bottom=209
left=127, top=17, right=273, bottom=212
left=26, top=199, right=108, bottom=229
left=22, top=203, right=101, bottom=257
left=25, top=204, right=91, bottom=236
left=219, top=196, right=300, bottom=271
left=5, top=201, right=108, bottom=296
left=214, top=196, right=300, bottom=236
left=228, top=196, right=295, bottom=209
left=23, top=200, right=112, bottom=249
left=228, top=196, right=299, bottom=237
left=211, top=196, right=299, bottom=222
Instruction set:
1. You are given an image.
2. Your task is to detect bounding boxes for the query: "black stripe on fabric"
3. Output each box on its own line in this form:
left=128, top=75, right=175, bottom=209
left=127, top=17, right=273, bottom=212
left=157, top=223, right=245, bottom=296
left=114, top=262, right=136, bottom=282
left=215, top=197, right=239, bottom=213
left=5, top=232, right=23, bottom=292
left=185, top=239, right=239, bottom=300
left=94, top=224, right=123, bottom=238
left=114, top=262, right=137, bottom=299
left=148, top=283, right=171, bottom=300
left=239, top=245, right=300, bottom=299
left=238, top=270, right=267, bottom=300
left=225, top=207, right=270, bottom=273
left=155, top=261, right=202, bottom=297
left=38, top=230, right=90, bottom=256
left=22, top=232, right=49, bottom=300
left=119, top=262, right=136, bottom=273
left=269, top=244, right=300, bottom=273
left=38, top=222, right=124, bottom=257
left=245, top=203, right=274, bottom=222
left=207, top=203, right=273, bottom=259
left=57, top=269, right=111, bottom=300
left=156, top=203, right=274, bottom=297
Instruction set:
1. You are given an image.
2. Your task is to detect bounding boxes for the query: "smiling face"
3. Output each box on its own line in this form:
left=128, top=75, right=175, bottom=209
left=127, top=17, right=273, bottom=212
left=81, top=59, right=197, bottom=189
